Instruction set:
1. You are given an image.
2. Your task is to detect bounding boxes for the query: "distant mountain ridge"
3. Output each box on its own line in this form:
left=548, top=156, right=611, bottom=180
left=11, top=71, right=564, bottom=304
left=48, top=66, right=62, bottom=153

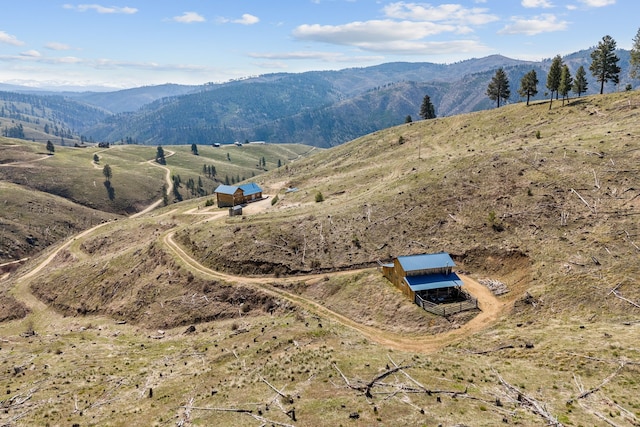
left=0, top=49, right=633, bottom=147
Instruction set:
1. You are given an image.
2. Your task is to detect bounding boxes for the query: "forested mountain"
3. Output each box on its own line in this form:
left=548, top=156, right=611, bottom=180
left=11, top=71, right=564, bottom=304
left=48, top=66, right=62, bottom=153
left=1, top=49, right=633, bottom=148
left=0, top=91, right=111, bottom=143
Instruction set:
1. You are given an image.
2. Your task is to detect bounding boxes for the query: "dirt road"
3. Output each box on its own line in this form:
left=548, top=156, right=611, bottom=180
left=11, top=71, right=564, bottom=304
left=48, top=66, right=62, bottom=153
left=9, top=189, right=508, bottom=354
left=163, top=200, right=509, bottom=353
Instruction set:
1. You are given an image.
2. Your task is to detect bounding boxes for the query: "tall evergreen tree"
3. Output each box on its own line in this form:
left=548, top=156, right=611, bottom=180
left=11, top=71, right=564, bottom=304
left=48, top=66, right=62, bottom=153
left=486, top=68, right=510, bottom=108
left=589, top=35, right=621, bottom=94
left=191, top=143, right=198, bottom=155
left=156, top=145, right=166, bottom=164
left=546, top=55, right=563, bottom=109
left=572, top=65, right=588, bottom=97
left=102, top=164, right=112, bottom=182
left=518, top=70, right=539, bottom=106
left=558, top=65, right=573, bottom=106
left=46, top=140, right=55, bottom=155
left=419, top=94, right=436, bottom=119
left=630, top=27, right=640, bottom=81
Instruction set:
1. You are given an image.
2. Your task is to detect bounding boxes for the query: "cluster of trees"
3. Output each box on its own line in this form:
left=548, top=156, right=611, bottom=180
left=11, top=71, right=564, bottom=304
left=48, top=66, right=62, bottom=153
left=185, top=176, right=206, bottom=197
left=43, top=123, right=74, bottom=139
left=3, top=123, right=25, bottom=138
left=202, top=164, right=217, bottom=178
left=486, top=32, right=640, bottom=108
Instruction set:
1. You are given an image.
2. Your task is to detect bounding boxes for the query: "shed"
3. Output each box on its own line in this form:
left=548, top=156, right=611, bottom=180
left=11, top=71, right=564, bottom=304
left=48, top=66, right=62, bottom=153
left=382, top=252, right=462, bottom=302
left=229, top=205, right=243, bottom=216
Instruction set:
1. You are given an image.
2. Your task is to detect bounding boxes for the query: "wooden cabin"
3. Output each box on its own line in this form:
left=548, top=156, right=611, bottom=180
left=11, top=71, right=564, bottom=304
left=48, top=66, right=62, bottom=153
left=214, top=183, right=263, bottom=208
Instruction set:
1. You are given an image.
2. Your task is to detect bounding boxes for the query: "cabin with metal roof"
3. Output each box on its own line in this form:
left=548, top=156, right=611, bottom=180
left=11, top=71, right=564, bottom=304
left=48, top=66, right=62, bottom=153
left=214, top=183, right=263, bottom=208
left=382, top=252, right=476, bottom=316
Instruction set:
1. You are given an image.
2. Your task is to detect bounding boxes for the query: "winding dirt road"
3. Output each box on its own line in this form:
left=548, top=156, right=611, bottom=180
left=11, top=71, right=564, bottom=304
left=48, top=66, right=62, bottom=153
left=164, top=228, right=508, bottom=353
left=7, top=177, right=509, bottom=354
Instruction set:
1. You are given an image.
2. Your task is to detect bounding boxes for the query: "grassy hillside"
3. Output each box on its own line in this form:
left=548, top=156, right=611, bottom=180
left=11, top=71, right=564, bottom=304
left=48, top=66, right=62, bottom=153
left=1, top=91, right=639, bottom=427
left=0, top=138, right=316, bottom=263
left=180, top=91, right=640, bottom=317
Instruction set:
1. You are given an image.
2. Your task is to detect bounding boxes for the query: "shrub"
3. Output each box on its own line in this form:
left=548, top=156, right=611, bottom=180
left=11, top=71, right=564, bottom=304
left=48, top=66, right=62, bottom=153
left=271, top=195, right=279, bottom=206
left=315, top=192, right=324, bottom=203
left=535, top=130, right=541, bottom=139
left=204, top=198, right=215, bottom=207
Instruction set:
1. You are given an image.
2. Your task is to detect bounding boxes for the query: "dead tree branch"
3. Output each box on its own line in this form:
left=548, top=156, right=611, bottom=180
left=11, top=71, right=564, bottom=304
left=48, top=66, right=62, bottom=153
left=260, top=376, right=288, bottom=399
left=496, top=372, right=564, bottom=427
left=611, top=291, right=640, bottom=309
left=182, top=406, right=295, bottom=427
left=571, top=188, right=594, bottom=213
left=567, top=362, right=626, bottom=404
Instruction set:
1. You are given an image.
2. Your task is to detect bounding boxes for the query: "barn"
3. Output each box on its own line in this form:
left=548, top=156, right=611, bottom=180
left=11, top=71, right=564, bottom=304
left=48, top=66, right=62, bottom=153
left=381, top=252, right=475, bottom=315
left=214, top=183, right=263, bottom=208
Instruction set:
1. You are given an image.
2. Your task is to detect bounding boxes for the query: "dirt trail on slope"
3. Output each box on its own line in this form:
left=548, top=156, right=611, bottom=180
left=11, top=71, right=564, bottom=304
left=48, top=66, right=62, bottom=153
left=131, top=150, right=175, bottom=218
left=164, top=226, right=509, bottom=354
left=9, top=187, right=508, bottom=354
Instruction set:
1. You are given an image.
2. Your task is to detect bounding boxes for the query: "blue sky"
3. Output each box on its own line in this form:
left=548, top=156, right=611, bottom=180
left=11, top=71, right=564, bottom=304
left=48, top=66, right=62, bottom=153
left=0, top=0, right=635, bottom=89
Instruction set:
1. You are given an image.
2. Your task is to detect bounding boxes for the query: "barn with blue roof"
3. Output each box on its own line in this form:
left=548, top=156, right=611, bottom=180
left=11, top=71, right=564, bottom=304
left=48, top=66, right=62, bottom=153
left=381, top=252, right=471, bottom=312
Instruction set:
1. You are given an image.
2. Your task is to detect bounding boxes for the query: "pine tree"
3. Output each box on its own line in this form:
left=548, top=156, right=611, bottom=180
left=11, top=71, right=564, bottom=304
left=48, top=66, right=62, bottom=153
left=546, top=55, right=563, bottom=109
left=486, top=68, right=510, bottom=108
left=419, top=95, right=436, bottom=119
left=630, top=27, right=640, bottom=81
left=558, top=65, right=573, bottom=106
left=156, top=146, right=166, bottom=164
left=46, top=140, right=55, bottom=155
left=572, top=65, right=588, bottom=97
left=589, top=35, right=621, bottom=94
left=102, top=164, right=112, bottom=182
left=191, top=143, right=198, bottom=155
left=518, top=70, right=539, bottom=106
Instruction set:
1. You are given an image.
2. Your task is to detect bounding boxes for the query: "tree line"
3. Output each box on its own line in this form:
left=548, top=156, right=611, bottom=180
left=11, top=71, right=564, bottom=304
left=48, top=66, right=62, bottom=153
left=486, top=32, right=640, bottom=108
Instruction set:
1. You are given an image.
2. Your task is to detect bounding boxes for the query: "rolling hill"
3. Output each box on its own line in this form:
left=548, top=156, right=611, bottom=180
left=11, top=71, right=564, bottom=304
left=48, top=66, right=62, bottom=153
left=0, top=138, right=317, bottom=264
left=1, top=90, right=638, bottom=426
left=1, top=49, right=633, bottom=148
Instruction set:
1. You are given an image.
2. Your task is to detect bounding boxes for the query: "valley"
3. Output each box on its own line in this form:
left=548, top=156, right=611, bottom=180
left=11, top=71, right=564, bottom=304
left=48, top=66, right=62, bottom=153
left=0, top=91, right=639, bottom=426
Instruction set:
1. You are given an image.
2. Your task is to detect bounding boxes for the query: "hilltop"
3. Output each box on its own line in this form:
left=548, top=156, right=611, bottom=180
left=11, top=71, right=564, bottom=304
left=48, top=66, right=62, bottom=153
left=1, top=91, right=638, bottom=427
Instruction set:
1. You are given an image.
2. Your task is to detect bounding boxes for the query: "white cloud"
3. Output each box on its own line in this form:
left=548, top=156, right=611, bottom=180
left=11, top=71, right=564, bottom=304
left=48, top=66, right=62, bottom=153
left=355, top=39, right=488, bottom=55
left=0, top=31, right=25, bottom=46
left=248, top=51, right=383, bottom=63
left=234, top=13, right=259, bottom=25
left=499, top=14, right=569, bottom=35
left=578, top=0, right=615, bottom=6
left=219, top=13, right=260, bottom=25
left=522, top=0, right=554, bottom=7
left=20, top=50, right=42, bottom=58
left=172, top=12, right=205, bottom=24
left=45, top=42, right=72, bottom=51
left=383, top=2, right=499, bottom=26
left=63, top=4, right=138, bottom=14
left=293, top=20, right=458, bottom=45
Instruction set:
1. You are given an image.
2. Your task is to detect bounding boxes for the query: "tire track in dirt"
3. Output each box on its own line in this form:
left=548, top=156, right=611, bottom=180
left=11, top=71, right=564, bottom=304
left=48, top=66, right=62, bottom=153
left=163, top=226, right=509, bottom=354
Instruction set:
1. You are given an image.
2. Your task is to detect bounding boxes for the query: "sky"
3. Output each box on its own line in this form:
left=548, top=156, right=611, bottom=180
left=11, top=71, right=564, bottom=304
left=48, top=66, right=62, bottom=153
left=0, top=0, right=636, bottom=90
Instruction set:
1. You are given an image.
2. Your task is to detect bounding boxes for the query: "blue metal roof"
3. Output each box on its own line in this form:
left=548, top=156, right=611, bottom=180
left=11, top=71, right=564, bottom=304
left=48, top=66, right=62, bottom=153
left=397, top=252, right=455, bottom=272
left=214, top=184, right=241, bottom=195
left=238, top=182, right=262, bottom=196
left=404, top=272, right=463, bottom=292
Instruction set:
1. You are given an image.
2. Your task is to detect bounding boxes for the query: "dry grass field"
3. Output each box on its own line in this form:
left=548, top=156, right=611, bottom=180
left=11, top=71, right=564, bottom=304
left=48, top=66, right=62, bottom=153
left=1, top=92, right=639, bottom=427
